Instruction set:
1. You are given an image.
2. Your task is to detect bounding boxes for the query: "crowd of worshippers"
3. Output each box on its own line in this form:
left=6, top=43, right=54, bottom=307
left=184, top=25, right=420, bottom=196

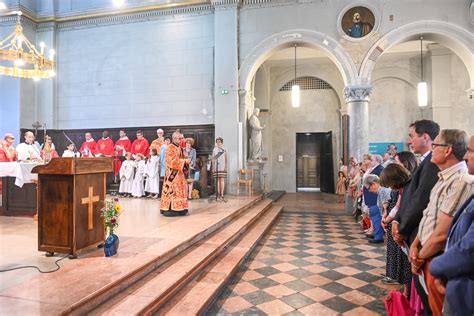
left=339, top=120, right=473, bottom=316
left=0, top=129, right=229, bottom=203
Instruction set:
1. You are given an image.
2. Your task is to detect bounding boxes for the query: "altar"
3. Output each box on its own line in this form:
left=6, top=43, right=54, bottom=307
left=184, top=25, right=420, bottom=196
left=0, top=162, right=41, bottom=217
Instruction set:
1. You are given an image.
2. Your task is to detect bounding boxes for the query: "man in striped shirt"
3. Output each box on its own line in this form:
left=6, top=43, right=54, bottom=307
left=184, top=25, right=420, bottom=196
left=409, top=129, right=474, bottom=316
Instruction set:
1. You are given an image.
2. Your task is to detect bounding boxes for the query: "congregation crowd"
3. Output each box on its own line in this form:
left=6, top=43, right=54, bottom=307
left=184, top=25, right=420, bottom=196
left=338, top=120, right=473, bottom=316
left=0, top=128, right=229, bottom=216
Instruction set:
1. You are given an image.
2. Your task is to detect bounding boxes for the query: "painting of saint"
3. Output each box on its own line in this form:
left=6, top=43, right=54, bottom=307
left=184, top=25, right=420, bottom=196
left=341, top=6, right=375, bottom=39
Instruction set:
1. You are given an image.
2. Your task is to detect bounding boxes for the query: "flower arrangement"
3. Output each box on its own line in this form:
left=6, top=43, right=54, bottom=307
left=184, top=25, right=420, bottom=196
left=101, top=197, right=122, bottom=236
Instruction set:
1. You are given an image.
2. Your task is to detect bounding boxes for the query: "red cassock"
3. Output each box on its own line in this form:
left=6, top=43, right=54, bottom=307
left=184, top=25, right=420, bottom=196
left=79, top=140, right=97, bottom=157
left=115, top=138, right=132, bottom=156
left=131, top=138, right=150, bottom=157
left=96, top=137, right=115, bottom=156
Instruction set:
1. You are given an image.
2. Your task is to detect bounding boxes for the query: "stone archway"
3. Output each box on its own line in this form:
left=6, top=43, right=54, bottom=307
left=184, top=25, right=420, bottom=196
left=359, top=20, right=474, bottom=90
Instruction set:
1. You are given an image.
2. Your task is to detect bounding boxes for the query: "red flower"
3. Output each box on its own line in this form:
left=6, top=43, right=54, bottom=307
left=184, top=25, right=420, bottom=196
left=110, top=217, right=117, bottom=225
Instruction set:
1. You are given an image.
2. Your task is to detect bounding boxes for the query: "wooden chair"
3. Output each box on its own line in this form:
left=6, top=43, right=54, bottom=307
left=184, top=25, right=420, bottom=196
left=237, top=168, right=254, bottom=195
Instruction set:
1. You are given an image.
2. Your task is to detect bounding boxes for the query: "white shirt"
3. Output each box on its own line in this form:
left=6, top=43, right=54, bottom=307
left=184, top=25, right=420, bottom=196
left=16, top=142, right=41, bottom=161
left=62, top=150, right=79, bottom=158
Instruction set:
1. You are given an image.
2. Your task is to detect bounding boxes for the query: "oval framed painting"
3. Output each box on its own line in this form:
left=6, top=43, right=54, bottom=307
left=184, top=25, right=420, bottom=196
left=340, top=6, right=376, bottom=39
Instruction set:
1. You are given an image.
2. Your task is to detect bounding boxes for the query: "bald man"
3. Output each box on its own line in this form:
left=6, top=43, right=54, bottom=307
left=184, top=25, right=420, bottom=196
left=16, top=131, right=42, bottom=162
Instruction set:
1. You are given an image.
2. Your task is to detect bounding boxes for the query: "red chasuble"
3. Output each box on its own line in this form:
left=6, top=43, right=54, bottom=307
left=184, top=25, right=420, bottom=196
left=0, top=145, right=17, bottom=162
left=96, top=137, right=115, bottom=156
left=131, top=138, right=150, bottom=157
left=115, top=138, right=132, bottom=156
left=160, top=143, right=188, bottom=212
left=79, top=140, right=97, bottom=157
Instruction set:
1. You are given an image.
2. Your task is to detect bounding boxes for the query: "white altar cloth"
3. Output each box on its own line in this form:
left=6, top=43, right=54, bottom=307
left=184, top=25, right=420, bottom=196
left=0, top=162, right=40, bottom=187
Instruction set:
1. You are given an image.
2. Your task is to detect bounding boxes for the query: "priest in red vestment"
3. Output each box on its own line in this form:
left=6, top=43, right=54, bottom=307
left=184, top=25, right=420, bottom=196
left=160, top=131, right=190, bottom=217
left=0, top=133, right=17, bottom=162
left=131, top=130, right=150, bottom=158
left=96, top=131, right=115, bottom=156
left=79, top=133, right=97, bottom=157
left=114, top=130, right=132, bottom=177
left=115, top=130, right=132, bottom=156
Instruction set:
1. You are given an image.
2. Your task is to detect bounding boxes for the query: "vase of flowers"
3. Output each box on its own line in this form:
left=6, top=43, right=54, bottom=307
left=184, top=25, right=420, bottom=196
left=101, top=197, right=122, bottom=257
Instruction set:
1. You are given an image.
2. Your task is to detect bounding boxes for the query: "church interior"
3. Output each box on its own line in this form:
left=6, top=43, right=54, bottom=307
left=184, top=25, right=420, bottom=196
left=0, top=0, right=473, bottom=315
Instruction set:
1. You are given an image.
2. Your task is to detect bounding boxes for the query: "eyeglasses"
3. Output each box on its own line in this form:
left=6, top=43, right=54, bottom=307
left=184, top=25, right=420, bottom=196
left=431, top=143, right=450, bottom=150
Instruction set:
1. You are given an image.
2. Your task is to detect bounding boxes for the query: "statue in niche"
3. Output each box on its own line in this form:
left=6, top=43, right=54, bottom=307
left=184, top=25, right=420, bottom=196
left=249, top=108, right=266, bottom=162
left=342, top=7, right=374, bottom=38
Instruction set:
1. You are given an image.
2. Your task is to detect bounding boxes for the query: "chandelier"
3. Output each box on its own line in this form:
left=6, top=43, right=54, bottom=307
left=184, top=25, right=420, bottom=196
left=0, top=13, right=56, bottom=80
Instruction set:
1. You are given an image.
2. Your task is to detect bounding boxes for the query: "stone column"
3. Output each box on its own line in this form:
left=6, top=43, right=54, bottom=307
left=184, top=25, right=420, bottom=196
left=212, top=0, right=240, bottom=193
left=343, top=85, right=372, bottom=162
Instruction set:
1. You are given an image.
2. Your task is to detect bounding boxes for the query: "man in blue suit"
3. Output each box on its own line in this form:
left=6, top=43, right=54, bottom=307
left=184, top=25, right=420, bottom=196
left=392, top=119, right=440, bottom=315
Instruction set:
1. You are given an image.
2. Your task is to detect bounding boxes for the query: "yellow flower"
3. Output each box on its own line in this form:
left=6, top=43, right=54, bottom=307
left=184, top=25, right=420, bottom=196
left=115, top=204, right=122, bottom=214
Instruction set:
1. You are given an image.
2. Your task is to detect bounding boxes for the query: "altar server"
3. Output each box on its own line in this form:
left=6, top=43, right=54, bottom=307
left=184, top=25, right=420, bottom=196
left=145, top=148, right=160, bottom=199
left=119, top=152, right=134, bottom=197
left=131, top=153, right=146, bottom=197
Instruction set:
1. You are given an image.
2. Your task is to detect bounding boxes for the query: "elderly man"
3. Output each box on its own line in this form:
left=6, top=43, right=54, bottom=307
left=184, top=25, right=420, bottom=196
left=0, top=133, right=17, bottom=162
left=150, top=128, right=165, bottom=151
left=79, top=132, right=97, bottom=157
left=363, top=154, right=384, bottom=243
left=429, top=135, right=474, bottom=316
left=410, top=129, right=473, bottom=316
left=16, top=131, right=41, bottom=162
left=160, top=132, right=191, bottom=217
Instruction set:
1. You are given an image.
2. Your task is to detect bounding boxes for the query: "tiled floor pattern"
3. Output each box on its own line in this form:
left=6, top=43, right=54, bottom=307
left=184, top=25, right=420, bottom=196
left=209, top=210, right=401, bottom=315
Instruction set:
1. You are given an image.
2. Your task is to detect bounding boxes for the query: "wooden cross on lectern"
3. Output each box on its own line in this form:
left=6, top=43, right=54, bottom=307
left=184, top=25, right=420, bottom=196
left=81, top=187, right=100, bottom=230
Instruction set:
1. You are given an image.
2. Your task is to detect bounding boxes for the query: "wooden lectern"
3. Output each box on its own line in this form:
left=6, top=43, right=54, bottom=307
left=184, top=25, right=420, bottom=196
left=32, top=157, right=113, bottom=258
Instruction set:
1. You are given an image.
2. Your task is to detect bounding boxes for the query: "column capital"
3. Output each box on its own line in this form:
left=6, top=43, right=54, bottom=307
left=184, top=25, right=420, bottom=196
left=211, top=0, right=241, bottom=10
left=343, top=85, right=373, bottom=103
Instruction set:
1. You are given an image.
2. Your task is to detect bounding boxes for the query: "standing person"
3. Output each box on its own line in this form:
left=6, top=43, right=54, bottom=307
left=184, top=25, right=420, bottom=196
left=131, top=154, right=146, bottom=198
left=212, top=137, right=228, bottom=202
left=144, top=148, right=160, bottom=199
left=430, top=135, right=474, bottom=316
left=62, top=143, right=79, bottom=157
left=392, top=120, right=440, bottom=314
left=119, top=152, right=134, bottom=197
left=115, top=130, right=132, bottom=156
left=131, top=130, right=150, bottom=158
left=160, top=132, right=190, bottom=217
left=40, top=135, right=59, bottom=163
left=336, top=171, right=346, bottom=202
left=96, top=130, right=115, bottom=157
left=150, top=128, right=165, bottom=151
left=379, top=163, right=414, bottom=294
left=347, top=157, right=360, bottom=213
left=409, top=129, right=472, bottom=316
left=0, top=133, right=17, bottom=162
left=16, top=131, right=42, bottom=162
left=339, top=158, right=348, bottom=176
left=159, top=137, right=171, bottom=197
left=79, top=132, right=97, bottom=157
left=184, top=138, right=197, bottom=200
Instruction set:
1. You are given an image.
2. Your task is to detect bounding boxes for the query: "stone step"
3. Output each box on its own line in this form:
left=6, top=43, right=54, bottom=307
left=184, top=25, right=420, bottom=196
left=88, top=199, right=274, bottom=315
left=155, top=205, right=282, bottom=316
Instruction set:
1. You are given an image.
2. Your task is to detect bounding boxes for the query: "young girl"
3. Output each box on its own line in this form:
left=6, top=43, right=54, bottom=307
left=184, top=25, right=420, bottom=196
left=144, top=148, right=160, bottom=199
left=40, top=135, right=59, bottom=163
left=119, top=152, right=134, bottom=197
left=336, top=171, right=347, bottom=202
left=212, top=137, right=228, bottom=202
left=131, top=154, right=146, bottom=198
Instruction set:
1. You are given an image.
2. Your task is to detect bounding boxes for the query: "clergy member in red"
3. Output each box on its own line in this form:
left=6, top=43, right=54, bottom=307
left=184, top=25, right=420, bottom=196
left=115, top=130, right=132, bottom=156
left=0, top=133, right=17, bottom=162
left=96, top=131, right=115, bottom=156
left=79, top=133, right=97, bottom=157
left=131, top=130, right=150, bottom=158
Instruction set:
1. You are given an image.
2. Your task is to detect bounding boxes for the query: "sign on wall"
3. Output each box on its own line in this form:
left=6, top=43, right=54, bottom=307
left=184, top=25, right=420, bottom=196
left=369, top=142, right=405, bottom=155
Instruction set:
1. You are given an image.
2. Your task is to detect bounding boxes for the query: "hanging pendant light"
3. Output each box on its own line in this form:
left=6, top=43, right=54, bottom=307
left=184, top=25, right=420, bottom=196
left=292, top=44, right=300, bottom=108
left=418, top=36, right=428, bottom=107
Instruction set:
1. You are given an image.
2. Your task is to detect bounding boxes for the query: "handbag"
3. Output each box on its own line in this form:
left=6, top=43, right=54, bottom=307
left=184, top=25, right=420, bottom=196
left=384, top=290, right=414, bottom=316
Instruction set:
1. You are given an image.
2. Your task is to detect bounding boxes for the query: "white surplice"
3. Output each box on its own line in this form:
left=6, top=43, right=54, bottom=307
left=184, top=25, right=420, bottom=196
left=119, top=160, right=135, bottom=194
left=144, top=155, right=160, bottom=194
left=131, top=160, right=146, bottom=197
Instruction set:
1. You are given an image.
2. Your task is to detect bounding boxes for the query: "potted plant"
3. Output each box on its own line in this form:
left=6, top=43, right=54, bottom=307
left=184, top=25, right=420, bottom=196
left=101, top=197, right=122, bottom=257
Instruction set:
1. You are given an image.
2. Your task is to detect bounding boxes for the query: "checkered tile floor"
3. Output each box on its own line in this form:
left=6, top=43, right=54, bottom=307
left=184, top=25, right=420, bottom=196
left=209, top=211, right=401, bottom=315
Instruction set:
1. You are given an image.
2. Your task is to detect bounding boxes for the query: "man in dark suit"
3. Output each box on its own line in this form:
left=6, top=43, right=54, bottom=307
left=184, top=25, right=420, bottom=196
left=364, top=154, right=384, bottom=243
left=392, top=119, right=440, bottom=315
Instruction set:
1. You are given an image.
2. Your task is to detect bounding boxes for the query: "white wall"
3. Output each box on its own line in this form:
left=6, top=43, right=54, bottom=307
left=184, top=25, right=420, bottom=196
left=55, top=14, right=214, bottom=129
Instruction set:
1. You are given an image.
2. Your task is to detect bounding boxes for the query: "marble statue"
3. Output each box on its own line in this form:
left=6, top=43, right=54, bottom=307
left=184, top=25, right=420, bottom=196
left=249, top=108, right=266, bottom=161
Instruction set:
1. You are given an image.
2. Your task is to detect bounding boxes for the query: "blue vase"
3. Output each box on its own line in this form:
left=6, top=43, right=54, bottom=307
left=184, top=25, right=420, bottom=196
left=104, top=234, right=119, bottom=257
